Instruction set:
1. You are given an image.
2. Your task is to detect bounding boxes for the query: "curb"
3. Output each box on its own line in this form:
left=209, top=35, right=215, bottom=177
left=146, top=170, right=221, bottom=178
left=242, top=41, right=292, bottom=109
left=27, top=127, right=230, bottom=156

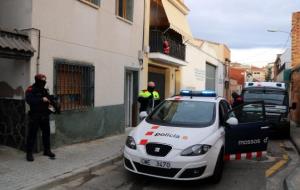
left=283, top=122, right=300, bottom=190
left=24, top=153, right=123, bottom=190
left=290, top=133, right=300, bottom=155
left=283, top=166, right=299, bottom=190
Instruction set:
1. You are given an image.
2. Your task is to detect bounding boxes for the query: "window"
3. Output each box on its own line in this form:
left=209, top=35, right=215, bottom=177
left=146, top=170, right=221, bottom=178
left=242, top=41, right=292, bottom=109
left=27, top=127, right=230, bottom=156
left=147, top=100, right=216, bottom=127
left=82, top=0, right=101, bottom=6
left=116, top=0, right=134, bottom=22
left=231, top=103, right=265, bottom=123
left=243, top=89, right=287, bottom=106
left=219, top=101, right=230, bottom=125
left=54, top=60, right=95, bottom=111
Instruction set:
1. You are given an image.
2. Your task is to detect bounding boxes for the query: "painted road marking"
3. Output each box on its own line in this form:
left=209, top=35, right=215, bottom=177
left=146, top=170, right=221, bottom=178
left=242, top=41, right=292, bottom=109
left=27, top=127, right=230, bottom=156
left=265, top=154, right=289, bottom=177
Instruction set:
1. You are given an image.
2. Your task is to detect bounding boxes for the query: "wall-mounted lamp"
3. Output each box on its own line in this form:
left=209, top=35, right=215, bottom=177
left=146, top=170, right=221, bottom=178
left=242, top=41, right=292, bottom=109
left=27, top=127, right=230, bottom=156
left=138, top=50, right=144, bottom=70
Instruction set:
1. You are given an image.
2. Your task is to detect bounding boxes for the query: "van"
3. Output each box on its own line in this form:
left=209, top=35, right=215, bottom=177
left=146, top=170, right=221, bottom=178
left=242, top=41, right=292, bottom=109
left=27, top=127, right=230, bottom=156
left=242, top=82, right=290, bottom=138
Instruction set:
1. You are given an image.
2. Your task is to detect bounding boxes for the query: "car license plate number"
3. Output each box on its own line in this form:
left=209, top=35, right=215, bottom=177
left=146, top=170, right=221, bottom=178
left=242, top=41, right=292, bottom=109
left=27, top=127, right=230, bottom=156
left=141, top=159, right=171, bottom=169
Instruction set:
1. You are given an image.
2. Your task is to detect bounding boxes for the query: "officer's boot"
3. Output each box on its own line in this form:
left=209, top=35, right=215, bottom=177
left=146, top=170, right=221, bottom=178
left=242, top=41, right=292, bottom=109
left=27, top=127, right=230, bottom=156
left=43, top=150, right=56, bottom=158
left=26, top=152, right=34, bottom=162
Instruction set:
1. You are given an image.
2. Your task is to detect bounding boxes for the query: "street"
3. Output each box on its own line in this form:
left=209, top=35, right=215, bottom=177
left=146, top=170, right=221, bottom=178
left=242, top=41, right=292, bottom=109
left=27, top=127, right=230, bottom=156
left=51, top=139, right=298, bottom=190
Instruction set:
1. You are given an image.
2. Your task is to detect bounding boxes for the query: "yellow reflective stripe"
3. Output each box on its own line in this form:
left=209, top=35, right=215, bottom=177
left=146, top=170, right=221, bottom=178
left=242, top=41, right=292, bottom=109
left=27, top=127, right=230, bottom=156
left=153, top=91, right=160, bottom=100
left=139, top=90, right=160, bottom=99
left=139, top=91, right=151, bottom=98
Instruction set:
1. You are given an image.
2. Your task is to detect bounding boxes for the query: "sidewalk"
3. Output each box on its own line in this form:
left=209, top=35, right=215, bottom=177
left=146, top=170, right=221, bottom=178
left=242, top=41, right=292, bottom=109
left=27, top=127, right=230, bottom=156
left=284, top=122, right=300, bottom=190
left=0, top=129, right=130, bottom=190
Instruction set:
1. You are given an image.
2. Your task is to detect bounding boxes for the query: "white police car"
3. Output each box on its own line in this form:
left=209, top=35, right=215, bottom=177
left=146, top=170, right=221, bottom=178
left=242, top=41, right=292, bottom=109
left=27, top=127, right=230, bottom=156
left=124, top=90, right=270, bottom=183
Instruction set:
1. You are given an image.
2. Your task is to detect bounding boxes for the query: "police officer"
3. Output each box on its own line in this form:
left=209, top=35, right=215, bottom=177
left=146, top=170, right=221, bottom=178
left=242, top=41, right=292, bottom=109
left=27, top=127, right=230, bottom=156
left=231, top=92, right=244, bottom=108
left=138, top=81, right=160, bottom=113
left=25, top=74, right=55, bottom=162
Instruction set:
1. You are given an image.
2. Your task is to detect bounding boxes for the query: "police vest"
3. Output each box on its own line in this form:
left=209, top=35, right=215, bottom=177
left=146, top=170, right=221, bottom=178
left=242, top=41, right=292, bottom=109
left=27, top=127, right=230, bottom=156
left=139, top=90, right=160, bottom=100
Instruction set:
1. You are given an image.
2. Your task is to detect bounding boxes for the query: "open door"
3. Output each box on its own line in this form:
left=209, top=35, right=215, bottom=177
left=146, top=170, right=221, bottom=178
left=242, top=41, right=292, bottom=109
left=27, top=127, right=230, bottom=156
left=224, top=102, right=270, bottom=160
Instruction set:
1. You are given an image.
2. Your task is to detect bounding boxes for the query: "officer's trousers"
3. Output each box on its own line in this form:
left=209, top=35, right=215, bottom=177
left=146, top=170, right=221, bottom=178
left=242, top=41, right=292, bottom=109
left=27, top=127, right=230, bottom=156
left=26, top=114, right=51, bottom=153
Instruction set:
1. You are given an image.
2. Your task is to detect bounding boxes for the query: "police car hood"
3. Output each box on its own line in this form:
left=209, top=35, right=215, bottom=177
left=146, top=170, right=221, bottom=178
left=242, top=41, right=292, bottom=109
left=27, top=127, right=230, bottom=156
left=131, top=120, right=215, bottom=150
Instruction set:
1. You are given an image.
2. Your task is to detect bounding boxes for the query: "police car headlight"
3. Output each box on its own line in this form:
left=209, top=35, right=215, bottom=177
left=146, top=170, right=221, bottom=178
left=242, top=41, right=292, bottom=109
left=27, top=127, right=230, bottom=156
left=181, top=144, right=212, bottom=156
left=126, top=136, right=137, bottom=150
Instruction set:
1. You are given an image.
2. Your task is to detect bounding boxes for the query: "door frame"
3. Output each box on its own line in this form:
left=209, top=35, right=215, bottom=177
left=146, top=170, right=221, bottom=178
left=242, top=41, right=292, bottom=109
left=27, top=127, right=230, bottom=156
left=124, top=67, right=139, bottom=127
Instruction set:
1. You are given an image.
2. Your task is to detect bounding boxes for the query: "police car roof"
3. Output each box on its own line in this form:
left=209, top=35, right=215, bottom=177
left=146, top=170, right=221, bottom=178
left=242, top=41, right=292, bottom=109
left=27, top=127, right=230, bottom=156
left=167, top=95, right=222, bottom=103
left=244, top=82, right=285, bottom=89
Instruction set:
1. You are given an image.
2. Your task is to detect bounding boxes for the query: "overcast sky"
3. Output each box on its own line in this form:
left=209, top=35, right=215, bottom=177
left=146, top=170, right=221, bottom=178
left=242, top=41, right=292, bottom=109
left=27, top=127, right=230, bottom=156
left=185, top=0, right=300, bottom=67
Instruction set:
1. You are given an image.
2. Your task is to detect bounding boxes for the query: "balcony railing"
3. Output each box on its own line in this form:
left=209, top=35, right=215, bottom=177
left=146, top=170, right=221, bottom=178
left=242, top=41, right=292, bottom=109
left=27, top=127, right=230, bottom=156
left=149, top=30, right=186, bottom=61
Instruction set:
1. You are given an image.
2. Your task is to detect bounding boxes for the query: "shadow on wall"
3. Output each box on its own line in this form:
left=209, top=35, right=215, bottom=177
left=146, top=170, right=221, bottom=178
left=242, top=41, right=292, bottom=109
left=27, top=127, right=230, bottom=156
left=0, top=81, right=24, bottom=99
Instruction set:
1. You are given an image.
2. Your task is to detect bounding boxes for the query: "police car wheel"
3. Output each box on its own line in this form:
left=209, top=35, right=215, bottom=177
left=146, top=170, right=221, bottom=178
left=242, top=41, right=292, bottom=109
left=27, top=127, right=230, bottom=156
left=210, top=148, right=224, bottom=184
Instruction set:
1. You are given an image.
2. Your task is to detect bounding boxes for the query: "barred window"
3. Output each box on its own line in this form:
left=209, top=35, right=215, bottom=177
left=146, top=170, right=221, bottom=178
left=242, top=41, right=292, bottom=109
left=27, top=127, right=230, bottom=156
left=54, top=60, right=94, bottom=111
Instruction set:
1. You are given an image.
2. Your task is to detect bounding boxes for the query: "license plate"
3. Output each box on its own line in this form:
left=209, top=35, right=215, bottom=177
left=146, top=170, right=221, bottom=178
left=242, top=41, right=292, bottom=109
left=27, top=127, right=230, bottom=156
left=141, top=159, right=171, bottom=169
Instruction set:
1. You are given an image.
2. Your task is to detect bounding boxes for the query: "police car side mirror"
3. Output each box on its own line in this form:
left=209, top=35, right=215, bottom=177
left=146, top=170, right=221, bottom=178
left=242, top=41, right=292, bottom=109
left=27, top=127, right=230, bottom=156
left=226, top=117, right=238, bottom=126
left=139, top=111, right=148, bottom=120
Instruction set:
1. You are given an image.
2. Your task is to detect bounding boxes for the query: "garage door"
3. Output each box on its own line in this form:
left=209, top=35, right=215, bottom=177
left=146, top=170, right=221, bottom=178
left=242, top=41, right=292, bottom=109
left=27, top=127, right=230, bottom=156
left=206, top=63, right=216, bottom=91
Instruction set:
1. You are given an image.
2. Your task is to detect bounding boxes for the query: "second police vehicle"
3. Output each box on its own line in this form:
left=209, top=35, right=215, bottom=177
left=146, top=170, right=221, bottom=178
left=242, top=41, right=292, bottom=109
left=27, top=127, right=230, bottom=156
left=124, top=90, right=270, bottom=183
left=242, top=82, right=297, bottom=138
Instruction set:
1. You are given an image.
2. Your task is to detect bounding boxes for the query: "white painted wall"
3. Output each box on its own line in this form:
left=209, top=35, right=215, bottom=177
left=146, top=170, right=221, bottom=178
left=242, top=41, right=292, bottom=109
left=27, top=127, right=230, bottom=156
left=182, top=42, right=224, bottom=96
left=28, top=0, right=144, bottom=107
left=181, top=44, right=206, bottom=90
left=0, top=58, right=30, bottom=99
left=0, top=0, right=32, bottom=29
left=0, top=0, right=32, bottom=100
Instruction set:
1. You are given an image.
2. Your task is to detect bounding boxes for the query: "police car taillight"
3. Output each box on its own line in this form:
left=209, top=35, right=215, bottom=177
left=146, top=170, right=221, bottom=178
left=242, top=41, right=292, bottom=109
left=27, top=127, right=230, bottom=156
left=180, top=90, right=216, bottom=97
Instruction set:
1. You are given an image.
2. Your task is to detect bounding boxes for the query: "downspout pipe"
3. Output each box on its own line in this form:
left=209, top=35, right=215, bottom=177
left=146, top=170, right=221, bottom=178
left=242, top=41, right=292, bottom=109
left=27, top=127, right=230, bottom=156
left=18, top=28, right=41, bottom=74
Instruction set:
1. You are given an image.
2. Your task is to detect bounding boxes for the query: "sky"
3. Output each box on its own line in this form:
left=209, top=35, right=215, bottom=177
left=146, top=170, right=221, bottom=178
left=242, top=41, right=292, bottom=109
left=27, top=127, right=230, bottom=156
left=185, top=0, right=300, bottom=67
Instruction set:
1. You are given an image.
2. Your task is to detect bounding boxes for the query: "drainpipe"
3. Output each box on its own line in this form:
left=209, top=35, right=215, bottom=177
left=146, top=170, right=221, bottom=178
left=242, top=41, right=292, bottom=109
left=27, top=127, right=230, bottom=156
left=18, top=28, right=41, bottom=74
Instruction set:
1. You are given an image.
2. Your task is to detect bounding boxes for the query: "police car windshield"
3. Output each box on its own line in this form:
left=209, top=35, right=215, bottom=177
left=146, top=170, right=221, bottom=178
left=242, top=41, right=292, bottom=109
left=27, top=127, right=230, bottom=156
left=243, top=89, right=287, bottom=106
left=147, top=100, right=216, bottom=127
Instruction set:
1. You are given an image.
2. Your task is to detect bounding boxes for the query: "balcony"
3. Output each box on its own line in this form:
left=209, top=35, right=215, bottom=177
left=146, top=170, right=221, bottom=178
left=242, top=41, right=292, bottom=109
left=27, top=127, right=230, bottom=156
left=149, top=30, right=186, bottom=66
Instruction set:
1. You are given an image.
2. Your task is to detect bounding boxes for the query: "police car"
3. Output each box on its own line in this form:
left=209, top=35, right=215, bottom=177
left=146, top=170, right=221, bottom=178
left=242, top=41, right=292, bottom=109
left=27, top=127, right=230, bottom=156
left=242, top=82, right=297, bottom=138
left=124, top=90, right=270, bottom=182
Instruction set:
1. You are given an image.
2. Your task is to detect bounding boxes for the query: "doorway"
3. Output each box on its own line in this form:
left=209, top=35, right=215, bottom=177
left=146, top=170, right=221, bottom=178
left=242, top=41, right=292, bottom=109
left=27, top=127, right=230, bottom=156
left=148, top=66, right=166, bottom=100
left=124, top=69, right=139, bottom=127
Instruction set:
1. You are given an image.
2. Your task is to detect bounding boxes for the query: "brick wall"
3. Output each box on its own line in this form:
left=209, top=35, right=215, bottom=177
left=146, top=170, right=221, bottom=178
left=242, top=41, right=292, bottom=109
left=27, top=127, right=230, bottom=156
left=291, top=12, right=300, bottom=124
left=292, top=12, right=300, bottom=68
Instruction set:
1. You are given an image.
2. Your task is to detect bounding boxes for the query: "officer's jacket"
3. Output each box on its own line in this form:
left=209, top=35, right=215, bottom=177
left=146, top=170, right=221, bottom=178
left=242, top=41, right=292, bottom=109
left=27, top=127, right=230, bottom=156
left=138, top=90, right=160, bottom=112
left=138, top=90, right=160, bottom=100
left=25, top=84, right=50, bottom=115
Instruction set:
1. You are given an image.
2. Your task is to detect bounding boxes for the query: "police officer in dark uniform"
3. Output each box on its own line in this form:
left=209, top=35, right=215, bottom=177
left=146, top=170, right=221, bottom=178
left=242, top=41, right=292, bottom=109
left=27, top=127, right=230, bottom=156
left=231, top=92, right=244, bottom=108
left=25, top=74, right=55, bottom=162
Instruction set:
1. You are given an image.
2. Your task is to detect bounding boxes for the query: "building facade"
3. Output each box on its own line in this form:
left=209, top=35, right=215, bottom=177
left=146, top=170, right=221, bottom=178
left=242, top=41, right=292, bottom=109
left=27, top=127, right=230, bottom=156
left=291, top=12, right=300, bottom=125
left=181, top=39, right=228, bottom=97
left=0, top=0, right=144, bottom=148
left=273, top=49, right=291, bottom=83
left=141, top=0, right=192, bottom=98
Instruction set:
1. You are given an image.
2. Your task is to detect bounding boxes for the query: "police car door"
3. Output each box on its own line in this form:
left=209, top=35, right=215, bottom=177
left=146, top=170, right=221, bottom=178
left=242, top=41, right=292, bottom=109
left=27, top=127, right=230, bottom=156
left=224, top=101, right=269, bottom=160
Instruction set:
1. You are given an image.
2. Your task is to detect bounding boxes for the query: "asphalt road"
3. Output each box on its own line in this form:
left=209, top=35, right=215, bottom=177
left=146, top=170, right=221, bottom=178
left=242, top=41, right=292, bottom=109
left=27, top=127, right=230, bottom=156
left=51, top=140, right=298, bottom=190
